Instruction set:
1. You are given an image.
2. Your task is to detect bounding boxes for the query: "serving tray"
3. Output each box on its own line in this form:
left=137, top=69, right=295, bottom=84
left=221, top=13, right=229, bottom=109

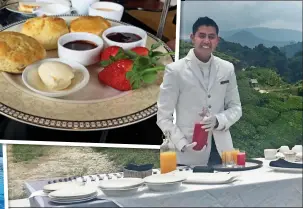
left=0, top=15, right=174, bottom=131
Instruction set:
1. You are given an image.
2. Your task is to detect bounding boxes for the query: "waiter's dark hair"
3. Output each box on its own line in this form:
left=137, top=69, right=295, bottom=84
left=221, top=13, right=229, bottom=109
left=192, top=17, right=219, bottom=35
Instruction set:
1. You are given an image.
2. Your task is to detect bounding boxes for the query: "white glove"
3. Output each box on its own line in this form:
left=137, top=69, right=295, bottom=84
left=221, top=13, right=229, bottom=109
left=181, top=142, right=207, bottom=153
left=200, top=115, right=218, bottom=132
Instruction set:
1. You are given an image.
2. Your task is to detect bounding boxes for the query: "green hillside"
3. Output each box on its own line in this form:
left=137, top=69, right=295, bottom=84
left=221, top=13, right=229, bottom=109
left=179, top=40, right=302, bottom=158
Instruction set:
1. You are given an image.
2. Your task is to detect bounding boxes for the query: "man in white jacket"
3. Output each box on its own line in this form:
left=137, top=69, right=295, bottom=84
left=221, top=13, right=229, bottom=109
left=157, top=17, right=242, bottom=166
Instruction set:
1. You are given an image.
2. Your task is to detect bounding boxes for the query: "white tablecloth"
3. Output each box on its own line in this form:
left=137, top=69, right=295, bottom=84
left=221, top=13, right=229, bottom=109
left=99, top=159, right=302, bottom=207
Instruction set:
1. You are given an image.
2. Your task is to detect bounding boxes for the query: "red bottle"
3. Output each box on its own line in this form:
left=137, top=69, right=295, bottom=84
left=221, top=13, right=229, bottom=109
left=192, top=108, right=209, bottom=151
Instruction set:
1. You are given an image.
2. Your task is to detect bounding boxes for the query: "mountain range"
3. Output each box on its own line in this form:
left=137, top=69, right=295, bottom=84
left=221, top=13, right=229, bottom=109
left=182, top=27, right=302, bottom=48
left=220, top=27, right=302, bottom=43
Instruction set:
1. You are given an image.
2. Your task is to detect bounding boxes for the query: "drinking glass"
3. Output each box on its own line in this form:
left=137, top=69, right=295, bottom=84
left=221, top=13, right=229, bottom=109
left=237, top=150, right=246, bottom=167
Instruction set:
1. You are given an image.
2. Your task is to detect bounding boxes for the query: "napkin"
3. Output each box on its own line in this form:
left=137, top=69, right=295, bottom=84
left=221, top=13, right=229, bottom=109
left=29, top=190, right=48, bottom=198
left=192, top=166, right=214, bottom=173
left=269, top=159, right=303, bottom=169
left=124, top=163, right=154, bottom=171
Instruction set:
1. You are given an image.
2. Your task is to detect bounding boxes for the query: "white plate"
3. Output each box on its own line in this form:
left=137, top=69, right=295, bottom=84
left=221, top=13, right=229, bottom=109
left=49, top=186, right=97, bottom=198
left=268, top=166, right=302, bottom=173
left=146, top=181, right=182, bottom=192
left=43, top=182, right=84, bottom=192
left=49, top=193, right=97, bottom=204
left=144, top=174, right=187, bottom=184
left=183, top=173, right=239, bottom=184
left=100, top=185, right=143, bottom=197
left=22, top=58, right=90, bottom=98
left=99, top=178, right=144, bottom=189
left=49, top=192, right=98, bottom=200
left=0, top=15, right=173, bottom=131
left=5, top=2, right=45, bottom=16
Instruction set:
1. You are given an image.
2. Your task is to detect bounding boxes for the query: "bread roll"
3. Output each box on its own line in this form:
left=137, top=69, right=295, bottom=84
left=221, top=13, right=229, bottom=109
left=70, top=16, right=111, bottom=36
left=0, top=32, right=46, bottom=74
left=21, top=16, right=69, bottom=50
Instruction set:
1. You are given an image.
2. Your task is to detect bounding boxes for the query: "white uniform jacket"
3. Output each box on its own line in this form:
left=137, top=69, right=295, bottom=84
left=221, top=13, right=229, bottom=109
left=157, top=49, right=242, bottom=166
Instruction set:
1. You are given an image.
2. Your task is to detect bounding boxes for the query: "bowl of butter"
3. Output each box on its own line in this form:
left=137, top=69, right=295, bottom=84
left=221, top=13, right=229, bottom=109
left=22, top=58, right=90, bottom=98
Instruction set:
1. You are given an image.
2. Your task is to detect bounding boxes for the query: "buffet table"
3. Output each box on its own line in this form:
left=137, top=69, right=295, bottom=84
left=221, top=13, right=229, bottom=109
left=24, top=159, right=302, bottom=208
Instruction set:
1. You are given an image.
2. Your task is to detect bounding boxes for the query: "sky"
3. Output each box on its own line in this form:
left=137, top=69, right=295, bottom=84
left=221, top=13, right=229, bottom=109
left=180, top=1, right=303, bottom=39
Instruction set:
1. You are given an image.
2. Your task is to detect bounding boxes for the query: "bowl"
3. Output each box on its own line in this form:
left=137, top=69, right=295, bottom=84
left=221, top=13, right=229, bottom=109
left=145, top=182, right=182, bottom=192
left=99, top=185, right=142, bottom=197
left=22, top=58, right=90, bottom=98
left=58, top=32, right=104, bottom=66
left=89, top=1, right=124, bottom=21
left=102, top=25, right=147, bottom=50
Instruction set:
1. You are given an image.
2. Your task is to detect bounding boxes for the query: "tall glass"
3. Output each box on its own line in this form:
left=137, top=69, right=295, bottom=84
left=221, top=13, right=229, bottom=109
left=222, top=151, right=233, bottom=167
left=160, top=131, right=177, bottom=174
left=237, top=150, right=246, bottom=167
left=232, top=148, right=240, bottom=165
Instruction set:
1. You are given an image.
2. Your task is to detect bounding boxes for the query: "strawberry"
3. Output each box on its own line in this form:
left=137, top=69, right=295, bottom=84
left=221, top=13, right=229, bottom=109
left=98, top=59, right=133, bottom=91
left=100, top=46, right=121, bottom=61
left=131, top=46, right=149, bottom=56
left=100, top=46, right=128, bottom=67
left=98, top=42, right=175, bottom=91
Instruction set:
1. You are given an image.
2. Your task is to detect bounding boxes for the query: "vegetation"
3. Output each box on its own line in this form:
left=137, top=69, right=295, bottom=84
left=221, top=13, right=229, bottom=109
left=11, top=145, right=48, bottom=163
left=179, top=39, right=302, bottom=83
left=180, top=39, right=302, bottom=158
left=92, top=147, right=160, bottom=169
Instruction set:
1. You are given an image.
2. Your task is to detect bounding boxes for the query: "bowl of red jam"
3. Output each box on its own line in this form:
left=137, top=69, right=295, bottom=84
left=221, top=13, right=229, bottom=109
left=102, top=25, right=147, bottom=50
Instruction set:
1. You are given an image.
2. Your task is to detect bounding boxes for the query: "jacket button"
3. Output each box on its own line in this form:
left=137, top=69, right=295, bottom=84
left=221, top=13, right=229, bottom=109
left=208, top=95, right=211, bottom=98
left=208, top=105, right=212, bottom=109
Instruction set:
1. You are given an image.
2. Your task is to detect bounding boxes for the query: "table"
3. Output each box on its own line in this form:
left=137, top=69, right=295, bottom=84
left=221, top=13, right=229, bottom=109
left=24, top=159, right=302, bottom=208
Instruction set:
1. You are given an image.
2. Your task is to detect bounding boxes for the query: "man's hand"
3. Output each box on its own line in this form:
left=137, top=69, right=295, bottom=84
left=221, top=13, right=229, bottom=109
left=200, top=115, right=219, bottom=132
left=181, top=142, right=207, bottom=153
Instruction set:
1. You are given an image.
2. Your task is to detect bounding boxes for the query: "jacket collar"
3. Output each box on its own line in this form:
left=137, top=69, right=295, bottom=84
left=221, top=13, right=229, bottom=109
left=185, top=48, right=219, bottom=91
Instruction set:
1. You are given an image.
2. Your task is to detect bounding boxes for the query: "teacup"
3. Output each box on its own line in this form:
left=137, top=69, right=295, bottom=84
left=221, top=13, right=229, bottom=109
left=71, top=0, right=99, bottom=15
left=89, top=1, right=124, bottom=21
left=283, top=151, right=296, bottom=162
left=277, top=146, right=290, bottom=154
left=264, top=149, right=277, bottom=160
left=291, top=145, right=302, bottom=153
left=33, top=4, right=74, bottom=16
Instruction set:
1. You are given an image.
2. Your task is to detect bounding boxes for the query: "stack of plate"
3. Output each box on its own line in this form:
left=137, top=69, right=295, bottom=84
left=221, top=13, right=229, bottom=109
left=98, top=178, right=145, bottom=197
left=48, top=186, right=98, bottom=204
left=43, top=182, right=84, bottom=193
left=143, top=174, right=187, bottom=192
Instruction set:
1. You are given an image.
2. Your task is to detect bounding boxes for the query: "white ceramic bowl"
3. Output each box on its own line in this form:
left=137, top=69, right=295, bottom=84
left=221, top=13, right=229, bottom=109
left=58, top=32, right=104, bottom=66
left=145, top=182, right=182, bottom=192
left=89, top=1, right=124, bottom=21
left=102, top=25, right=147, bottom=50
left=22, top=58, right=90, bottom=98
left=99, top=185, right=142, bottom=197
left=33, top=3, right=73, bottom=16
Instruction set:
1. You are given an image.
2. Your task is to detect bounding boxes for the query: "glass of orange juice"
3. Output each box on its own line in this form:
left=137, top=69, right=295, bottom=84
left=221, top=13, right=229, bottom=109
left=222, top=150, right=234, bottom=167
left=160, top=151, right=177, bottom=174
left=232, top=148, right=240, bottom=165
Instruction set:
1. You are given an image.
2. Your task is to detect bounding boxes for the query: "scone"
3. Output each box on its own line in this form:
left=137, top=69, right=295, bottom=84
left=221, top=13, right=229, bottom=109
left=21, top=16, right=69, bottom=50
left=0, top=31, right=46, bottom=74
left=70, top=16, right=111, bottom=36
left=18, top=2, right=41, bottom=13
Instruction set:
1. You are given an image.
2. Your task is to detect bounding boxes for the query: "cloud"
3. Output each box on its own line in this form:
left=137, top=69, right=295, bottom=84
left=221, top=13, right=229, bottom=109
left=180, top=1, right=302, bottom=37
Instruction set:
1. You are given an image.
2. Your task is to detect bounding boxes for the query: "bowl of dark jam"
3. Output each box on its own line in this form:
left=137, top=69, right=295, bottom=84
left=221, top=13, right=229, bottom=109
left=102, top=25, right=147, bottom=50
left=58, top=32, right=104, bottom=66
